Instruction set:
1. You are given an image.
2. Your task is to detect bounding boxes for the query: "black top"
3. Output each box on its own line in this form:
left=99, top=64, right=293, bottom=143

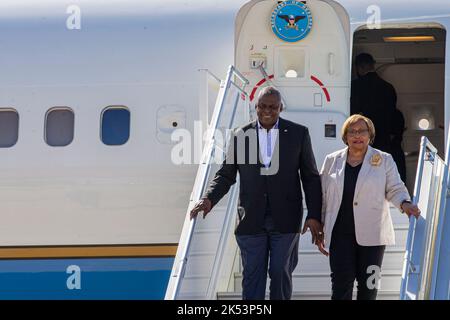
left=333, top=162, right=362, bottom=235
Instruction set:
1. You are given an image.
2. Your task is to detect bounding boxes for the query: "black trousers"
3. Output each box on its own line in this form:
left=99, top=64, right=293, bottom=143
left=329, top=232, right=385, bottom=300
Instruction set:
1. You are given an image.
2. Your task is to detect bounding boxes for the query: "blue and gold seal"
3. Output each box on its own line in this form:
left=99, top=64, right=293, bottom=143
left=271, top=0, right=313, bottom=42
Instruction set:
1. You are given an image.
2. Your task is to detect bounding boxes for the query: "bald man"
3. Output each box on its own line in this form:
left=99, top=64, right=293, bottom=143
left=191, top=86, right=322, bottom=300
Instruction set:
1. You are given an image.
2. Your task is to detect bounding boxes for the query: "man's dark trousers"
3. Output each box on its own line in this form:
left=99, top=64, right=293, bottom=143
left=236, top=204, right=300, bottom=300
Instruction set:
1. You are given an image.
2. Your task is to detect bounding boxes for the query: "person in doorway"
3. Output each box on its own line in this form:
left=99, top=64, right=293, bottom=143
left=317, top=114, right=420, bottom=300
left=190, top=86, right=323, bottom=300
left=351, top=53, right=397, bottom=154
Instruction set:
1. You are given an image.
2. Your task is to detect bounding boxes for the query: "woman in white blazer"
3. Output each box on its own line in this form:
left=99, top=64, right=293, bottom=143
left=317, top=114, right=420, bottom=300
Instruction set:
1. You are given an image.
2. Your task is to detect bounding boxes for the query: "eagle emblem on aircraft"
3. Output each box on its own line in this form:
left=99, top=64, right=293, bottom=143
left=277, top=14, right=306, bottom=30
left=271, top=1, right=313, bottom=42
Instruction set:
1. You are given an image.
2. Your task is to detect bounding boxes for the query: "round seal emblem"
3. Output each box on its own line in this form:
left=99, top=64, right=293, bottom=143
left=271, top=0, right=313, bottom=42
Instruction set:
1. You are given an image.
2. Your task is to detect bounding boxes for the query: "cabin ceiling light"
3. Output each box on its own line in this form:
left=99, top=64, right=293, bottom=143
left=418, top=118, right=430, bottom=130
left=285, top=69, right=298, bottom=78
left=383, top=36, right=435, bottom=42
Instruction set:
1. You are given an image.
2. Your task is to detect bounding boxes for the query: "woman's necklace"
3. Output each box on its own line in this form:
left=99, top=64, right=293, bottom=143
left=347, top=154, right=364, bottom=167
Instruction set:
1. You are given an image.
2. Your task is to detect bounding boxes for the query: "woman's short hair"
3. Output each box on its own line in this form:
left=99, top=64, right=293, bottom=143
left=341, top=114, right=376, bottom=145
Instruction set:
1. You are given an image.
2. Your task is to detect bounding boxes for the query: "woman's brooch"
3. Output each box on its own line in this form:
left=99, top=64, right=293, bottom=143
left=370, top=153, right=382, bottom=166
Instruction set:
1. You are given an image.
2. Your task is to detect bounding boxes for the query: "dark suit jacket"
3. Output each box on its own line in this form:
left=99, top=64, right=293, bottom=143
left=204, top=117, right=322, bottom=235
left=351, top=72, right=397, bottom=152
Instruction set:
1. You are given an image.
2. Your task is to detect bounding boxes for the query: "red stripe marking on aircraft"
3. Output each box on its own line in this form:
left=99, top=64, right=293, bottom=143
left=310, top=75, right=331, bottom=102
left=250, top=75, right=275, bottom=101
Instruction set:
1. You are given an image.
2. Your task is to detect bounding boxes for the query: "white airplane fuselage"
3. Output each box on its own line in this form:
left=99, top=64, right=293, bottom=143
left=0, top=0, right=449, bottom=298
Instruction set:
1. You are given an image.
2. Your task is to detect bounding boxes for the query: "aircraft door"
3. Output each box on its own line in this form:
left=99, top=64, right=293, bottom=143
left=235, top=0, right=351, bottom=166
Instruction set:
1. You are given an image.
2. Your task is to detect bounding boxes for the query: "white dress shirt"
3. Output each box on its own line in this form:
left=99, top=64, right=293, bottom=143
left=257, top=119, right=279, bottom=167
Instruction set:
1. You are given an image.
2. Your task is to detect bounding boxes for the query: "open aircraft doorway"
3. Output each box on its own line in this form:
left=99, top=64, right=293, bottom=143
left=351, top=24, right=446, bottom=195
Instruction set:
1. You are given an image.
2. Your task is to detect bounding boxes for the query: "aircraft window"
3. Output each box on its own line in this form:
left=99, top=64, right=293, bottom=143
left=45, top=108, right=74, bottom=147
left=0, top=109, right=19, bottom=148
left=101, top=107, right=130, bottom=146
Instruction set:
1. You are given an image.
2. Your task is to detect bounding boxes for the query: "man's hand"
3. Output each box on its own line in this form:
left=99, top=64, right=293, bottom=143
left=402, top=202, right=421, bottom=219
left=301, top=218, right=324, bottom=245
left=190, top=198, right=212, bottom=220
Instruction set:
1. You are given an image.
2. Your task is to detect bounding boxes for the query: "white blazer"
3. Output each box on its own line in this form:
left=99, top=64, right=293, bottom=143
left=320, top=146, right=410, bottom=248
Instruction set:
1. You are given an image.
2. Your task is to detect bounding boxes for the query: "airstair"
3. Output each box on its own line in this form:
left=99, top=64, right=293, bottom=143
left=166, top=65, right=450, bottom=300
left=165, top=66, right=252, bottom=299
left=400, top=136, right=450, bottom=300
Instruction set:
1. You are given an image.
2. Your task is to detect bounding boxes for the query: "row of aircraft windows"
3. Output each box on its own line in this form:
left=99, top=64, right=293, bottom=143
left=0, top=107, right=130, bottom=148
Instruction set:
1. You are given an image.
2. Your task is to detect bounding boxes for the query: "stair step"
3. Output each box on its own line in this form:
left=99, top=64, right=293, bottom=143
left=233, top=271, right=402, bottom=292
left=295, top=248, right=405, bottom=273
left=217, top=290, right=400, bottom=300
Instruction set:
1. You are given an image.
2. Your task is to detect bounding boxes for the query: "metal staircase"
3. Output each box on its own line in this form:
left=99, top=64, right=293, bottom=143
left=401, top=136, right=450, bottom=300
left=165, top=66, right=251, bottom=300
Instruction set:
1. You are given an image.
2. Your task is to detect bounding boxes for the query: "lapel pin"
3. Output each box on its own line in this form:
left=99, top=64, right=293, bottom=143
left=370, top=153, right=382, bottom=166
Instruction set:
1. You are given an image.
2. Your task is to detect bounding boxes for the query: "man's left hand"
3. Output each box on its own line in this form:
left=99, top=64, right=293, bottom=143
left=301, top=218, right=324, bottom=245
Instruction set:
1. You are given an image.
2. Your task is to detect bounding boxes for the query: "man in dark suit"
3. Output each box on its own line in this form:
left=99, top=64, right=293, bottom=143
left=190, top=86, right=323, bottom=300
left=351, top=53, right=407, bottom=182
left=351, top=53, right=398, bottom=153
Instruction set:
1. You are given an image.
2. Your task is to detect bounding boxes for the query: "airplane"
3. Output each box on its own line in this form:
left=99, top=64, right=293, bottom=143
left=0, top=0, right=448, bottom=299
